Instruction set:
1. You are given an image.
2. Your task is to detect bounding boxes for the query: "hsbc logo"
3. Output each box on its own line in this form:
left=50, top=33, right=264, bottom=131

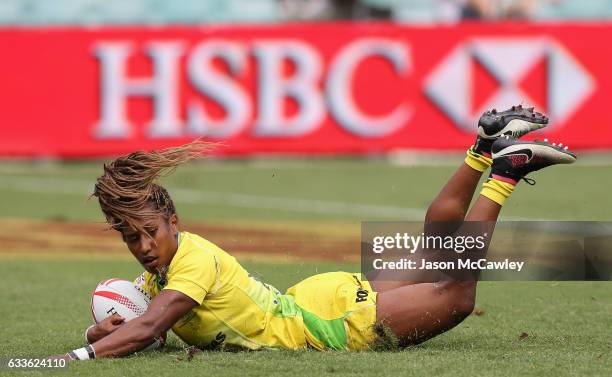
left=92, top=39, right=411, bottom=139
left=424, top=38, right=596, bottom=131
left=91, top=35, right=596, bottom=143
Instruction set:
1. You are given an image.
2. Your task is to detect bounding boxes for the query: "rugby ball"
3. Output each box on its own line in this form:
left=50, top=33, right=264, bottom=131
left=91, top=278, right=151, bottom=323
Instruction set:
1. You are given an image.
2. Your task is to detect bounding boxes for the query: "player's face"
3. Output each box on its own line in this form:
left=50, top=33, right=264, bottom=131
left=121, top=213, right=179, bottom=274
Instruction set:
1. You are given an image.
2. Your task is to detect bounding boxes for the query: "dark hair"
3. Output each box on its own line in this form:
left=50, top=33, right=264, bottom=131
left=92, top=141, right=211, bottom=236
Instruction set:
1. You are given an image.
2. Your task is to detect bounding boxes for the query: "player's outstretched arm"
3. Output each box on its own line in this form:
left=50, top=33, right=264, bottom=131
left=86, top=314, right=168, bottom=346
left=86, top=313, right=126, bottom=344
left=91, top=289, right=196, bottom=358
left=65, top=290, right=197, bottom=360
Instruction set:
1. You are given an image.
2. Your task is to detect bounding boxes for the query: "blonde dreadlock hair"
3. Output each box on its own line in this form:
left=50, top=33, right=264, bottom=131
left=92, top=141, right=211, bottom=236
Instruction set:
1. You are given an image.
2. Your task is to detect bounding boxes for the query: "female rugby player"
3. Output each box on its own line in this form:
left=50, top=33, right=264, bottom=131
left=62, top=105, right=575, bottom=360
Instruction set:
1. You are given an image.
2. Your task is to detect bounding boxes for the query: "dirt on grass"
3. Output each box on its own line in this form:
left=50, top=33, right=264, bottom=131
left=0, top=218, right=361, bottom=262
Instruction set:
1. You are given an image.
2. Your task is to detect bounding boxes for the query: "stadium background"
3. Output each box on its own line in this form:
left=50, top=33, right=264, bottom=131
left=0, top=1, right=610, bottom=376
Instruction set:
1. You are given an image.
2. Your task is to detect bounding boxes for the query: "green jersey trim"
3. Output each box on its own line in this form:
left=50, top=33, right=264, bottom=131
left=297, top=305, right=348, bottom=350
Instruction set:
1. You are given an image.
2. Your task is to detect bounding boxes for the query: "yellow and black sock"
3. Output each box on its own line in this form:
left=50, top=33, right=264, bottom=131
left=481, top=178, right=515, bottom=206
left=464, top=146, right=493, bottom=173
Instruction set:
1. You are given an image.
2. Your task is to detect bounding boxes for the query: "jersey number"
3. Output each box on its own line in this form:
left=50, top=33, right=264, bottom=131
left=355, top=288, right=369, bottom=303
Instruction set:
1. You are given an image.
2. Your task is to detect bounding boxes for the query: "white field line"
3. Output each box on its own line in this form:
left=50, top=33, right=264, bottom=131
left=0, top=176, right=427, bottom=220
left=0, top=176, right=553, bottom=221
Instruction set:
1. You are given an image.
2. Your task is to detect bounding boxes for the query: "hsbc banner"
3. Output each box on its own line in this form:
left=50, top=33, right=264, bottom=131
left=0, top=23, right=609, bottom=157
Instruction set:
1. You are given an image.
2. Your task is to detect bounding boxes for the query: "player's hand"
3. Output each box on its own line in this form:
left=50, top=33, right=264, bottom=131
left=87, top=314, right=125, bottom=343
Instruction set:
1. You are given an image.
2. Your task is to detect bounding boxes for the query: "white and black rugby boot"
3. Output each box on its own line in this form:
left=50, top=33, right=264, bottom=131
left=490, top=136, right=577, bottom=185
left=474, top=105, right=549, bottom=157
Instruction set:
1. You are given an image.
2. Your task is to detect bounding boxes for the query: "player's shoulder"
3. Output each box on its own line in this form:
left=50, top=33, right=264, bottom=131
left=179, top=231, right=226, bottom=256
left=173, top=231, right=224, bottom=265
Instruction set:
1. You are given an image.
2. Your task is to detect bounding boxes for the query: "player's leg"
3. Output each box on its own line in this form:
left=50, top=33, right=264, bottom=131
left=373, top=195, right=501, bottom=346
left=425, top=105, right=548, bottom=223
left=424, top=164, right=483, bottom=222
left=371, top=106, right=548, bottom=293
left=374, top=138, right=576, bottom=346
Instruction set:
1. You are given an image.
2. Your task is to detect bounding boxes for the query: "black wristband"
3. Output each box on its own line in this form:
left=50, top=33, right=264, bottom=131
left=85, top=344, right=96, bottom=359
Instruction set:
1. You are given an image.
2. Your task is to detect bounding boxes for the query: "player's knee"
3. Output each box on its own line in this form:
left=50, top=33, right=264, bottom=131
left=434, top=280, right=476, bottom=319
left=452, top=282, right=476, bottom=319
left=454, top=294, right=475, bottom=319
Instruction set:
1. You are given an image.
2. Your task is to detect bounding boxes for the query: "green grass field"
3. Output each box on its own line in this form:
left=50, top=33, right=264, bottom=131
left=0, top=158, right=610, bottom=376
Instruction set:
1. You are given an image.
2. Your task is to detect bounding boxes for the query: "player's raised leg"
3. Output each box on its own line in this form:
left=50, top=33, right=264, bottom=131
left=374, top=138, right=576, bottom=347
left=371, top=105, right=549, bottom=293
left=425, top=105, right=548, bottom=223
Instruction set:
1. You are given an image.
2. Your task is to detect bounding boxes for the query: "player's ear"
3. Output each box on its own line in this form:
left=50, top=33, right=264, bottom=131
left=169, top=213, right=179, bottom=233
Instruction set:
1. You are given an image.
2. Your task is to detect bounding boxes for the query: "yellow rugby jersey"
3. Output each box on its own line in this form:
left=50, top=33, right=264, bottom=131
left=133, top=231, right=307, bottom=350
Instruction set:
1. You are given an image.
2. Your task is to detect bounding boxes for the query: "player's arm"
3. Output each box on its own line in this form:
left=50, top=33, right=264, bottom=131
left=85, top=315, right=168, bottom=346
left=71, top=289, right=197, bottom=359
left=86, top=313, right=126, bottom=343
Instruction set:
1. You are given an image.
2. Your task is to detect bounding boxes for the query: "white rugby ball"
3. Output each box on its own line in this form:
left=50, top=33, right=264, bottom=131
left=91, top=278, right=151, bottom=323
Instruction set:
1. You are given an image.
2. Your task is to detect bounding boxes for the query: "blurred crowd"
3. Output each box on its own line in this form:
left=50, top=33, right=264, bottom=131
left=278, top=0, right=559, bottom=21
left=0, top=0, right=608, bottom=24
left=436, top=0, right=558, bottom=21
